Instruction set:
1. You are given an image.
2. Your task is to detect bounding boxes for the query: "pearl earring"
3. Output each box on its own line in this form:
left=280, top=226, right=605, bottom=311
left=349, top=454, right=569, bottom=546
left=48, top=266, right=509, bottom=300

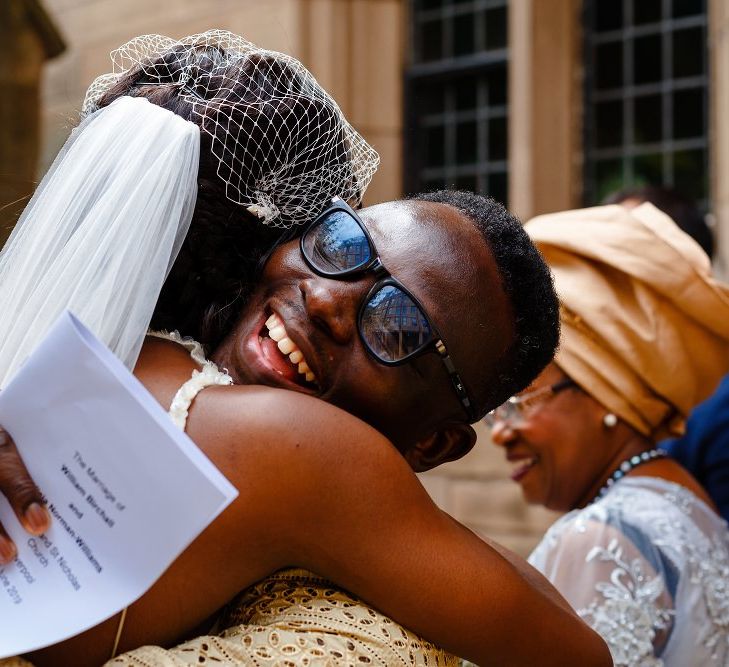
left=603, top=413, right=618, bottom=428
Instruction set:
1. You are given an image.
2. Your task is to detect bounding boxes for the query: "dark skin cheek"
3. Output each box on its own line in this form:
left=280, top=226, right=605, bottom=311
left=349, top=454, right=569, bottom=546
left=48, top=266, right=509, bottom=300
left=534, top=398, right=624, bottom=511
left=321, top=358, right=437, bottom=450
left=323, top=373, right=402, bottom=442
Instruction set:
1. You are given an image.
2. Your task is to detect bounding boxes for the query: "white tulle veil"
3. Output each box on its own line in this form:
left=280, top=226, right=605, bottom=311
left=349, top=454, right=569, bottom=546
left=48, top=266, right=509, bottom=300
left=0, top=96, right=200, bottom=387
left=0, top=30, right=379, bottom=389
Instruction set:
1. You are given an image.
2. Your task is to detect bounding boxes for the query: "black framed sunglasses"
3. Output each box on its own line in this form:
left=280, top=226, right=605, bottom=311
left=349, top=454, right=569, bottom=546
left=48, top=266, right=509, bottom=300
left=300, top=197, right=477, bottom=421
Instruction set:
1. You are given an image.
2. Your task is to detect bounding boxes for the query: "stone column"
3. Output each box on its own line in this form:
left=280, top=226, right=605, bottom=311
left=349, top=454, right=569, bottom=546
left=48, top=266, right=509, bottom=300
left=0, top=0, right=64, bottom=248
left=298, top=0, right=405, bottom=205
left=710, top=0, right=729, bottom=279
left=508, top=0, right=582, bottom=221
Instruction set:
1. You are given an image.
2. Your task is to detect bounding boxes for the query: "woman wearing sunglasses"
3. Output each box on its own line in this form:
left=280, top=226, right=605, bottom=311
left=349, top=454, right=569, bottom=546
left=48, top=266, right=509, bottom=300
left=0, top=30, right=611, bottom=667
left=489, top=203, right=729, bottom=667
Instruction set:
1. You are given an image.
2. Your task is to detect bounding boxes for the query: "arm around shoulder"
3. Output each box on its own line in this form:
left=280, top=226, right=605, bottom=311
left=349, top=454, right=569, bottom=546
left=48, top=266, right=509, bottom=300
left=189, top=386, right=611, bottom=666
left=31, top=384, right=611, bottom=666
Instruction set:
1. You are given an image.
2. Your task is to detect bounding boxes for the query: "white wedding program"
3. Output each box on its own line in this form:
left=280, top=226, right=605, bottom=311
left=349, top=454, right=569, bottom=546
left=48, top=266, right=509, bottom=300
left=0, top=312, right=238, bottom=657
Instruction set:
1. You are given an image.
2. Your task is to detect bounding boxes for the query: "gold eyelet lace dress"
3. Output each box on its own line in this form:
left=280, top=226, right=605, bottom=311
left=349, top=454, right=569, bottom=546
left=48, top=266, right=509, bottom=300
left=104, top=333, right=459, bottom=667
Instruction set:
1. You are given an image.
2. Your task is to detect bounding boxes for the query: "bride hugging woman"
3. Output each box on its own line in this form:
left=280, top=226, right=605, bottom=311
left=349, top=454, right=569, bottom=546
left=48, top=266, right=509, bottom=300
left=0, top=31, right=610, bottom=667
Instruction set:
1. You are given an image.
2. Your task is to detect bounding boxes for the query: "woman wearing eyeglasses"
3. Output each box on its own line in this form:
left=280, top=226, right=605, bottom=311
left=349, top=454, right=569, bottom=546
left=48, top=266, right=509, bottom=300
left=489, top=202, right=729, bottom=667
left=0, top=32, right=612, bottom=667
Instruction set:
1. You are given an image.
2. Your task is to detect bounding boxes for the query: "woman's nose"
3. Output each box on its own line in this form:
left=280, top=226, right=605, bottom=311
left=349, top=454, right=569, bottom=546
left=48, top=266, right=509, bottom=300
left=490, top=418, right=517, bottom=447
left=301, top=277, right=365, bottom=344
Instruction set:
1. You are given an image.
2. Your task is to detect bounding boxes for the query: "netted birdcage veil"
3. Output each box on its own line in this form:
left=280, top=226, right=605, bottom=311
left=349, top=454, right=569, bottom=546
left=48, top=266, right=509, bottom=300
left=82, top=30, right=379, bottom=229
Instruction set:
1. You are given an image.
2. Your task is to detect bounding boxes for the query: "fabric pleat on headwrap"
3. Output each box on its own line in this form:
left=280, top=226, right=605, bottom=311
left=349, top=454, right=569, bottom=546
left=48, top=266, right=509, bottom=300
left=526, top=203, right=729, bottom=440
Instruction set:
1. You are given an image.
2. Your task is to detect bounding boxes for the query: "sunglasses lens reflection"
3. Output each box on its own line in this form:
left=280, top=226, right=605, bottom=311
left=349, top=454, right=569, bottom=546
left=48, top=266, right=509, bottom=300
left=303, top=211, right=372, bottom=273
left=361, top=284, right=432, bottom=362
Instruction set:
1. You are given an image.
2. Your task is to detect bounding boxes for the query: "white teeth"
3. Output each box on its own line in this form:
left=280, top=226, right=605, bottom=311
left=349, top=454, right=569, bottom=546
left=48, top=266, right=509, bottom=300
left=277, top=337, right=296, bottom=355
left=264, top=312, right=317, bottom=385
left=513, top=457, right=538, bottom=472
left=294, top=357, right=317, bottom=385
left=268, top=325, right=286, bottom=342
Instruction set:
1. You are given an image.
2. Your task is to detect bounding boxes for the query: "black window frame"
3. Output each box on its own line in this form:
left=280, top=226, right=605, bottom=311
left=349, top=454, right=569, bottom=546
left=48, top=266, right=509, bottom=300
left=583, top=0, right=709, bottom=208
left=404, top=0, right=510, bottom=204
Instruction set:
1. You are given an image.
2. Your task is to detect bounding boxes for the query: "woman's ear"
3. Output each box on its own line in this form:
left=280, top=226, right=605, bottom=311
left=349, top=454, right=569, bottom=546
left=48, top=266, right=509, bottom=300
left=404, top=423, right=478, bottom=473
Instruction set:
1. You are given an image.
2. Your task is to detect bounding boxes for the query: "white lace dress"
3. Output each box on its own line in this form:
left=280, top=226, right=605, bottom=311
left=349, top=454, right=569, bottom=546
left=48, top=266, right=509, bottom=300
left=529, top=477, right=729, bottom=666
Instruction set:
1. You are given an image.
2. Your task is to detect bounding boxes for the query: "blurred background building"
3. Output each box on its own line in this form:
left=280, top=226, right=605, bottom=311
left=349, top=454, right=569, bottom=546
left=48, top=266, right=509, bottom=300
left=2, top=0, right=723, bottom=555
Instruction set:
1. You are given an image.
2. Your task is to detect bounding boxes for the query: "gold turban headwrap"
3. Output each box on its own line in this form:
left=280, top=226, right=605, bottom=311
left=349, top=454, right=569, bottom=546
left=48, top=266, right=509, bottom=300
left=526, top=203, right=729, bottom=440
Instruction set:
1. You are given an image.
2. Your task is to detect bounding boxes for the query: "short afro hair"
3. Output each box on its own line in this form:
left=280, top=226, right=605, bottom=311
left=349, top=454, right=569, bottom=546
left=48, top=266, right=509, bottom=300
left=412, top=190, right=559, bottom=419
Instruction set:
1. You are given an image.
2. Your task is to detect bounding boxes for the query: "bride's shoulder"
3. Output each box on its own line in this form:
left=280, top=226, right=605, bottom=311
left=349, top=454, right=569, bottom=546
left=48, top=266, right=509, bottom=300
left=187, top=383, right=412, bottom=510
left=180, top=383, right=418, bottom=570
left=137, top=333, right=201, bottom=368
left=134, top=335, right=201, bottom=410
left=192, top=383, right=399, bottom=464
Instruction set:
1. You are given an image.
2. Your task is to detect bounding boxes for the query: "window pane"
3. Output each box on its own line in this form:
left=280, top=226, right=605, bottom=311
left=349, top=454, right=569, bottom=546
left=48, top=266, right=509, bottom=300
left=456, top=121, right=478, bottom=163
left=417, top=0, right=445, bottom=10
left=488, top=65, right=507, bottom=105
left=595, top=158, right=624, bottom=201
left=489, top=116, right=507, bottom=161
left=454, top=76, right=478, bottom=110
left=634, top=153, right=664, bottom=185
left=584, top=0, right=708, bottom=208
left=673, top=149, right=707, bottom=200
left=634, top=0, right=662, bottom=24
left=672, top=0, right=706, bottom=18
left=634, top=34, right=662, bottom=84
left=408, top=2, right=509, bottom=205
left=454, top=13, right=476, bottom=57
left=595, top=0, right=623, bottom=31
left=595, top=41, right=623, bottom=89
left=420, top=20, right=444, bottom=62
left=595, top=100, right=623, bottom=148
left=484, top=7, right=507, bottom=50
left=634, top=95, right=663, bottom=144
left=673, top=28, right=705, bottom=78
left=424, top=125, right=445, bottom=167
left=419, top=83, right=446, bottom=116
left=673, top=88, right=705, bottom=139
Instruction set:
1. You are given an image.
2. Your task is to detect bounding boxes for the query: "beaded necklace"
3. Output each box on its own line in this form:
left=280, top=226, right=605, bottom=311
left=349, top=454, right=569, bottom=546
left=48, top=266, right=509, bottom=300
left=591, top=448, right=667, bottom=504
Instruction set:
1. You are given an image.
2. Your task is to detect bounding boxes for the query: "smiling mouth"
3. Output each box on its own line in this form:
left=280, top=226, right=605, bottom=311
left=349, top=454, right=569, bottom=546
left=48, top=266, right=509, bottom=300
left=259, top=312, right=319, bottom=390
left=509, top=456, right=539, bottom=482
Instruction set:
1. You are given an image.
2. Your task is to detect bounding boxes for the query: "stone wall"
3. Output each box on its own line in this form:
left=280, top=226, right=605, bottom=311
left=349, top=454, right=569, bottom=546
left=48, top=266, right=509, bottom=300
left=0, top=0, right=64, bottom=247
